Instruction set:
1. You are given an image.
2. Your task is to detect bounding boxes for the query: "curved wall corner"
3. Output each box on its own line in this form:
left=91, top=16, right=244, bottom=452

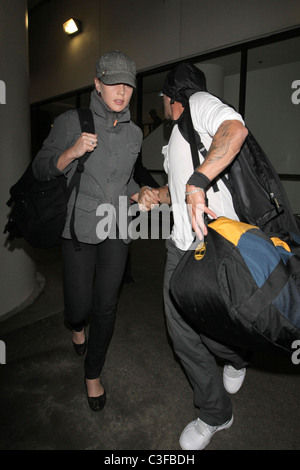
left=0, top=0, right=37, bottom=318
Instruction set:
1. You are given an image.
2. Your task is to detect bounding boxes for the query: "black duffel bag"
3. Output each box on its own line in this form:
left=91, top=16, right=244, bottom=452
left=170, top=217, right=300, bottom=354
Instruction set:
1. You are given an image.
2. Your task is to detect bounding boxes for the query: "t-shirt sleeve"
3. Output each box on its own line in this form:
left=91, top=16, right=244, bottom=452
left=190, top=92, right=245, bottom=137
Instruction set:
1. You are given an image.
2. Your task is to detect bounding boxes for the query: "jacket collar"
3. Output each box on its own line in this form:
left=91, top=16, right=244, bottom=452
left=90, top=89, right=131, bottom=127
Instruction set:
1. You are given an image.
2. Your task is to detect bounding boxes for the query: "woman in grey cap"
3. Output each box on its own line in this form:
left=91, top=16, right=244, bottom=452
left=33, top=50, right=158, bottom=411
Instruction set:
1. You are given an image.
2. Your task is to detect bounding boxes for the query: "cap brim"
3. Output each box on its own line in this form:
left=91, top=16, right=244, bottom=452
left=98, top=72, right=136, bottom=88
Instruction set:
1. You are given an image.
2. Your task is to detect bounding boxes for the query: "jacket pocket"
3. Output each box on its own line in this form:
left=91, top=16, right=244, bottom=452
left=127, top=142, right=141, bottom=156
left=74, top=193, right=99, bottom=212
left=118, top=142, right=140, bottom=180
left=67, top=193, right=100, bottom=238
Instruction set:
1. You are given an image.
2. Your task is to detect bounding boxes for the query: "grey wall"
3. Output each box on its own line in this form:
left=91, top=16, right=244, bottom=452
left=29, top=0, right=300, bottom=102
left=0, top=0, right=38, bottom=318
left=29, top=0, right=101, bottom=102
left=28, top=0, right=300, bottom=212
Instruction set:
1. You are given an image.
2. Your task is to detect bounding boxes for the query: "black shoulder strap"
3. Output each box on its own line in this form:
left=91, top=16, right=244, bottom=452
left=178, top=104, right=220, bottom=193
left=68, top=108, right=95, bottom=250
left=77, top=107, right=95, bottom=134
left=177, top=107, right=202, bottom=168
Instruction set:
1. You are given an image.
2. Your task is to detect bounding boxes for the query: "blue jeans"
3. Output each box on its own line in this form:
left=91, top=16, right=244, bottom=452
left=62, top=237, right=129, bottom=379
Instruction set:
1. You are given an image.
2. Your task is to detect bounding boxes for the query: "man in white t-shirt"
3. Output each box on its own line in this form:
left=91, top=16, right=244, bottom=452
left=157, top=63, right=250, bottom=450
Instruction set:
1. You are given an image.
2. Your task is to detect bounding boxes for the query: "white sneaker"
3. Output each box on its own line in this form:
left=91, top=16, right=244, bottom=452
left=223, top=365, right=246, bottom=394
left=179, top=416, right=233, bottom=450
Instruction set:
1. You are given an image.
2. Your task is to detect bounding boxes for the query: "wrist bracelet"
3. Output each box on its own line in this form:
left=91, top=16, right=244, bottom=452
left=186, top=187, right=205, bottom=196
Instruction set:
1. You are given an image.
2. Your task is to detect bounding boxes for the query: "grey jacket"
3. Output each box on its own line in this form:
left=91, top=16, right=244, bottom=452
left=32, top=89, right=142, bottom=244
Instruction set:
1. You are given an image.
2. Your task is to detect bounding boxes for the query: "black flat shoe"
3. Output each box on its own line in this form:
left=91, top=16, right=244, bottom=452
left=72, top=339, right=87, bottom=356
left=84, top=378, right=106, bottom=412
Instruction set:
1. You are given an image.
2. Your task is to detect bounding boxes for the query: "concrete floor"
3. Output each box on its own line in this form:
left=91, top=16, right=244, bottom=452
left=0, top=237, right=300, bottom=451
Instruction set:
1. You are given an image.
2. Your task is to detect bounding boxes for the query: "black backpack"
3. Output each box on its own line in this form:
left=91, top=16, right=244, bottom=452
left=4, top=108, right=95, bottom=250
left=170, top=216, right=300, bottom=354
left=178, top=103, right=300, bottom=247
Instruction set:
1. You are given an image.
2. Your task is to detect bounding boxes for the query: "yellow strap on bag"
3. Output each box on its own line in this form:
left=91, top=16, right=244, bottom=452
left=270, top=237, right=291, bottom=252
left=209, top=217, right=258, bottom=246
left=194, top=217, right=257, bottom=261
left=194, top=217, right=291, bottom=260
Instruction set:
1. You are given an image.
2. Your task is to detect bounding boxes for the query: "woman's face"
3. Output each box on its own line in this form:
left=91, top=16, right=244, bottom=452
left=95, top=79, right=133, bottom=112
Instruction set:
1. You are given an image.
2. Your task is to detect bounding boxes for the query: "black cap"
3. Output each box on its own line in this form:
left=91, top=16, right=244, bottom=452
left=162, top=63, right=207, bottom=105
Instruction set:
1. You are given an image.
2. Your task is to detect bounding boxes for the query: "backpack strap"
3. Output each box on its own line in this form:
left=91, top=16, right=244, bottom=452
left=67, top=108, right=95, bottom=250
left=77, top=107, right=95, bottom=134
left=177, top=105, right=220, bottom=193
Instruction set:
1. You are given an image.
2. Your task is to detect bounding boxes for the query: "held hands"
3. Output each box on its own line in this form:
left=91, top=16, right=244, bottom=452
left=71, top=132, right=98, bottom=159
left=185, top=185, right=217, bottom=240
left=137, top=186, right=160, bottom=212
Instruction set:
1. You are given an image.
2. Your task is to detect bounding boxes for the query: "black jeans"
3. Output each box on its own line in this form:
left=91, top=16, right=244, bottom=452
left=164, top=239, right=250, bottom=426
left=61, top=237, right=129, bottom=379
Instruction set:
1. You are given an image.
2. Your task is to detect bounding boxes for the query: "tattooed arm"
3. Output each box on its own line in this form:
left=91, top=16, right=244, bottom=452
left=194, top=120, right=248, bottom=181
left=186, top=119, right=248, bottom=239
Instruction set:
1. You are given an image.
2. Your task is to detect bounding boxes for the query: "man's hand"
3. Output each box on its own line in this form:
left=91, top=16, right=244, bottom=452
left=186, top=185, right=217, bottom=240
left=157, top=185, right=171, bottom=205
left=132, top=186, right=160, bottom=211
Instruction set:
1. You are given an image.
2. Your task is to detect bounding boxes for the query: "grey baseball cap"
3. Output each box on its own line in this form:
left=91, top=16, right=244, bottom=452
left=96, top=50, right=136, bottom=88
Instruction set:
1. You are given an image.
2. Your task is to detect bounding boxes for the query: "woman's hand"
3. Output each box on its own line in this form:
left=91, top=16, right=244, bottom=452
left=70, top=132, right=98, bottom=159
left=56, top=132, right=98, bottom=172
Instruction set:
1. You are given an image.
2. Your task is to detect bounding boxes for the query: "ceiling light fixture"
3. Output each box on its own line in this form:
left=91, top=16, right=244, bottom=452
left=63, top=18, right=82, bottom=36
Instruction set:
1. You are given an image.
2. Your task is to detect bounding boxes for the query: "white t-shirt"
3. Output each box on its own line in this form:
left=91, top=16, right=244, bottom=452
left=162, top=91, right=245, bottom=251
